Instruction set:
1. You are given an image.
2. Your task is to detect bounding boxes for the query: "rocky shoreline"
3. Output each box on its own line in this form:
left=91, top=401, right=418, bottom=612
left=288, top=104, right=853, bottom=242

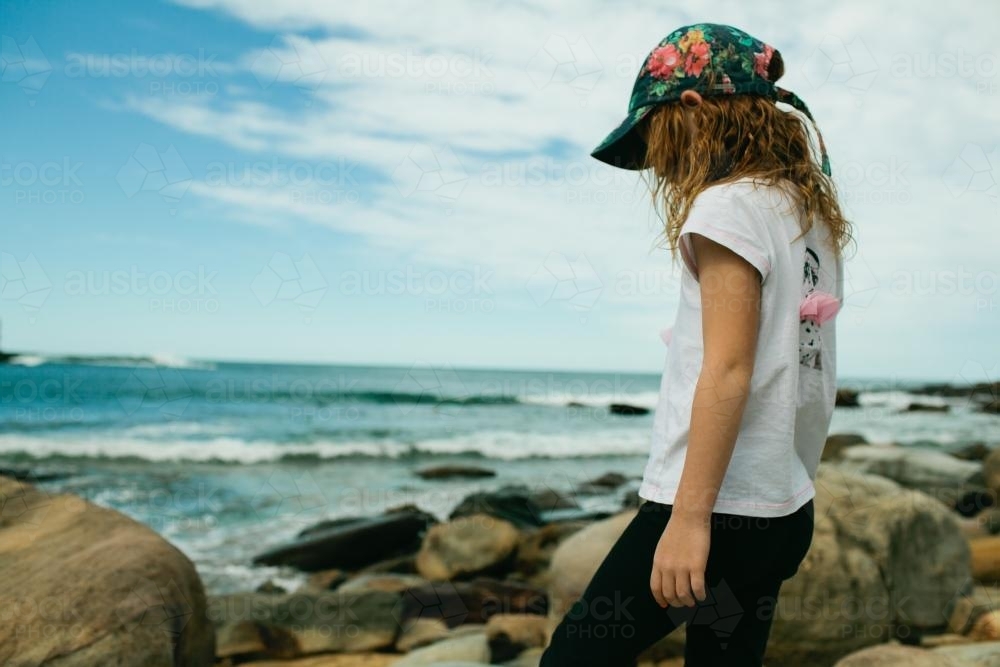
left=5, top=434, right=1000, bottom=666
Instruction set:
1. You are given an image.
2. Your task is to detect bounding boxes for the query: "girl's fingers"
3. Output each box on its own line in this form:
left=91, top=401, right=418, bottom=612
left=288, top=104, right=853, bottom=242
left=691, top=570, right=707, bottom=602
left=674, top=571, right=695, bottom=607
left=660, top=568, right=677, bottom=607
left=650, top=568, right=667, bottom=608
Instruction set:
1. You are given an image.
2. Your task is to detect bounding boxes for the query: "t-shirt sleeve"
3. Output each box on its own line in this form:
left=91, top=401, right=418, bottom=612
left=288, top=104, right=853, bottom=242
left=678, top=187, right=773, bottom=283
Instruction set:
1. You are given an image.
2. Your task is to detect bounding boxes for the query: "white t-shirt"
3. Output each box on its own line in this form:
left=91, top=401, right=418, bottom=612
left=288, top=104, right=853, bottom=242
left=638, top=178, right=843, bottom=518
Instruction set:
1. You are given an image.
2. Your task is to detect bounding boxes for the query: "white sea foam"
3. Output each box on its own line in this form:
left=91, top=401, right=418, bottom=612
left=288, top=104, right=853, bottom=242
left=0, top=428, right=653, bottom=463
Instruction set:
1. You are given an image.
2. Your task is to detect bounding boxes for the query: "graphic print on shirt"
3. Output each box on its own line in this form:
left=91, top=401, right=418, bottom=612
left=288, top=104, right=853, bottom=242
left=799, top=247, right=823, bottom=370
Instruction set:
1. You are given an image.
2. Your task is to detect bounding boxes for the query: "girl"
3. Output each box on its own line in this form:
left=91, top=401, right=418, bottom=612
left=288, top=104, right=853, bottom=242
left=540, top=23, right=852, bottom=667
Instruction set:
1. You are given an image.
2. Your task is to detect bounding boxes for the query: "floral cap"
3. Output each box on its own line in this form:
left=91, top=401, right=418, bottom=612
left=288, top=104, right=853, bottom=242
left=591, top=23, right=831, bottom=176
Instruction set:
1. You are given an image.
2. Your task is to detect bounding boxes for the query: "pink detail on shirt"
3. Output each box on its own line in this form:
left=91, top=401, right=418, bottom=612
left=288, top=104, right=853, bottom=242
left=800, top=290, right=841, bottom=324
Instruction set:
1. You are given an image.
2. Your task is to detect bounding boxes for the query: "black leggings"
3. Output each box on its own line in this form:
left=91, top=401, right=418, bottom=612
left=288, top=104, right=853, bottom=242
left=541, top=498, right=815, bottom=667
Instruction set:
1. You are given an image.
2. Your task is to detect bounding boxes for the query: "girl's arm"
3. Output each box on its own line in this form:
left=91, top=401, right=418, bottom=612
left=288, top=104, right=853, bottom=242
left=650, top=232, right=762, bottom=609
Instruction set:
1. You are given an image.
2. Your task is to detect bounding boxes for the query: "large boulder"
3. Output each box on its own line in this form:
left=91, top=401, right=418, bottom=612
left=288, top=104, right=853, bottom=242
left=0, top=475, right=215, bottom=666
left=766, top=467, right=971, bottom=665
left=542, top=467, right=972, bottom=667
left=544, top=509, right=637, bottom=621
left=416, top=514, right=520, bottom=581
left=838, top=445, right=981, bottom=504
left=253, top=508, right=435, bottom=572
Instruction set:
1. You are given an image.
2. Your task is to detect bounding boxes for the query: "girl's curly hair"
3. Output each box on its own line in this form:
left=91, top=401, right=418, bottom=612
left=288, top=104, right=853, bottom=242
left=640, top=85, right=854, bottom=263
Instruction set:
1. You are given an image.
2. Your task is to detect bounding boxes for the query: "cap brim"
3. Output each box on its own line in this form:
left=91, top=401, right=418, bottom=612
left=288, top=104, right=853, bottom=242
left=590, top=105, right=657, bottom=170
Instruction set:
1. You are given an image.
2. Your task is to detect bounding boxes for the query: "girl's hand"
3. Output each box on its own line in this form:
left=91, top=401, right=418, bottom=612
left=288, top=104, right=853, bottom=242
left=650, top=513, right=710, bottom=608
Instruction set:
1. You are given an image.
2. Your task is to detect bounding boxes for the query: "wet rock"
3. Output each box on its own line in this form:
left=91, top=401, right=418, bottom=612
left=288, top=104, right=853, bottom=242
left=904, top=402, right=950, bottom=413
left=253, top=509, right=435, bottom=572
left=609, top=403, right=650, bottom=416
left=450, top=487, right=546, bottom=529
left=836, top=388, right=861, bottom=407
left=416, top=464, right=496, bottom=480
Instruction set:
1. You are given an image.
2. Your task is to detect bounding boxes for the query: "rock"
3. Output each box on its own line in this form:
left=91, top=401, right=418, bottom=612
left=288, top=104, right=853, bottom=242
left=979, top=400, right=1000, bottom=415
left=545, top=509, right=638, bottom=620
left=253, top=509, right=435, bottom=572
left=905, top=402, right=950, bottom=413
left=450, top=487, right=546, bottom=529
left=485, top=613, right=549, bottom=662
left=970, top=536, right=1000, bottom=582
left=514, top=522, right=588, bottom=579
left=766, top=467, right=972, bottom=665
left=0, top=475, right=215, bottom=666
left=839, top=445, right=981, bottom=504
left=933, top=641, right=1000, bottom=666
left=984, top=449, right=1000, bottom=498
left=395, top=578, right=547, bottom=629
left=416, top=464, right=496, bottom=480
left=970, top=612, right=1000, bottom=642
left=338, top=573, right=427, bottom=595
left=609, top=403, right=650, bottom=416
left=503, top=647, right=544, bottom=667
left=837, top=388, right=861, bottom=407
left=0, top=466, right=71, bottom=482
left=210, top=590, right=400, bottom=660
left=832, top=644, right=966, bottom=666
left=360, top=554, right=419, bottom=575
left=822, top=433, right=869, bottom=461
left=392, top=633, right=490, bottom=666
left=949, top=584, right=1000, bottom=637
left=237, top=654, right=398, bottom=667
left=956, top=490, right=996, bottom=518
left=256, top=580, right=287, bottom=594
left=580, top=471, right=629, bottom=490
left=416, top=514, right=520, bottom=580
left=396, top=618, right=450, bottom=652
left=528, top=487, right=579, bottom=511
left=952, top=443, right=992, bottom=462
left=301, top=568, right=349, bottom=592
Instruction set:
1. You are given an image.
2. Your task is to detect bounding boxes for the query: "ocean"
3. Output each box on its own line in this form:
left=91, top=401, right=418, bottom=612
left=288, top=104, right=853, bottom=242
left=2, top=359, right=998, bottom=594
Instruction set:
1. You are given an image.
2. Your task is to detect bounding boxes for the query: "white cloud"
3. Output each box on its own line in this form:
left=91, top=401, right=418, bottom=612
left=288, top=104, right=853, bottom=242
left=120, top=0, right=1000, bottom=375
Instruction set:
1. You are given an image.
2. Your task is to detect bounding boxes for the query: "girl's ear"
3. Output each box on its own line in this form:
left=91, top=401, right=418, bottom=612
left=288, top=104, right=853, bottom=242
left=768, top=50, right=785, bottom=82
left=680, top=90, right=703, bottom=108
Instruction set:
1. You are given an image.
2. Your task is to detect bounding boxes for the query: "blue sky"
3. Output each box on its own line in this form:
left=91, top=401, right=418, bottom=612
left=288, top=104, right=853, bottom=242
left=1, top=0, right=999, bottom=381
